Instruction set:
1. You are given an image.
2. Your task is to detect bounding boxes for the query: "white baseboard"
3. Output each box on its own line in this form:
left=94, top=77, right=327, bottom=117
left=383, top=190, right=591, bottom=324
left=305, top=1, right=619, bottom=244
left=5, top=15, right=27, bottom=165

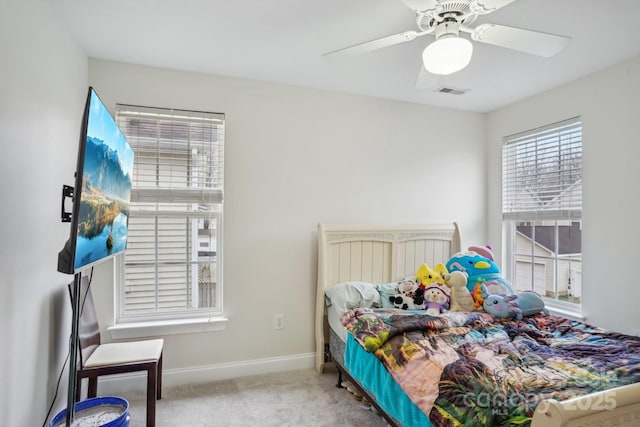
left=87, top=352, right=316, bottom=397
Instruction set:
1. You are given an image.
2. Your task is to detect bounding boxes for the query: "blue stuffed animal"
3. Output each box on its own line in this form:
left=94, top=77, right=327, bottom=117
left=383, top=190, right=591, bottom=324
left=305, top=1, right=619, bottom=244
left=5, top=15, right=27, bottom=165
left=446, top=245, right=514, bottom=297
left=483, top=291, right=549, bottom=320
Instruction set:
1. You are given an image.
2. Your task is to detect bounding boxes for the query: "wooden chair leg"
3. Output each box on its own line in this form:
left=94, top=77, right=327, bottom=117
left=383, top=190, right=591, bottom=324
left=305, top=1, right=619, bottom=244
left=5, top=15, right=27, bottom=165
left=146, top=365, right=157, bottom=427
left=75, top=375, right=82, bottom=402
left=87, top=377, right=98, bottom=398
left=157, top=353, right=163, bottom=400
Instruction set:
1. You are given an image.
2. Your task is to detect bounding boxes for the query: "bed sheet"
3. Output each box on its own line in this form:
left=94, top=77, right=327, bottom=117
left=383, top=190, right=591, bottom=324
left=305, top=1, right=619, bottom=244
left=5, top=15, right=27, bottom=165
left=343, top=307, right=640, bottom=427
left=329, top=299, right=438, bottom=426
left=344, top=332, right=433, bottom=427
left=327, top=304, right=347, bottom=343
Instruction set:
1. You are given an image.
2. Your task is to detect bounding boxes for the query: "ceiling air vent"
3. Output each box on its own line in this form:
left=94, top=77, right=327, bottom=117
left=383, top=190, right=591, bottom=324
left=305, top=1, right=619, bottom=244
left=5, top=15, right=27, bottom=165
left=434, top=86, right=468, bottom=95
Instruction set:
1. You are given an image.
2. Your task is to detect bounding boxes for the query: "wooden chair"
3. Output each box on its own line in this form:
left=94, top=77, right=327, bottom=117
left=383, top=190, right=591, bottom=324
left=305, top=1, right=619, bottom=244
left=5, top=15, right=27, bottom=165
left=69, top=276, right=164, bottom=427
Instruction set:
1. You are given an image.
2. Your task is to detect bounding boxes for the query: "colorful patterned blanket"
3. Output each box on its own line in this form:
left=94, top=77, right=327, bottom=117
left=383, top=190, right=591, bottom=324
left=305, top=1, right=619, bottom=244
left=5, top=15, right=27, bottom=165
left=342, top=308, right=640, bottom=427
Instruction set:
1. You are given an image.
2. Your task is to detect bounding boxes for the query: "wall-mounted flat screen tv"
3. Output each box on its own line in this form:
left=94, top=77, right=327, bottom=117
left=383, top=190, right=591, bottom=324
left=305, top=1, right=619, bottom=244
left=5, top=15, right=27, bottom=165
left=58, top=87, right=134, bottom=274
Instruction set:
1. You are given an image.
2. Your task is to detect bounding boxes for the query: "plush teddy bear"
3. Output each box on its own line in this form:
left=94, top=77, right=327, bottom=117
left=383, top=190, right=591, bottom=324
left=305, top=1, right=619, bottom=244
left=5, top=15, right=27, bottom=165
left=415, top=262, right=448, bottom=289
left=445, top=245, right=514, bottom=299
left=388, top=277, right=425, bottom=310
left=423, top=283, right=450, bottom=315
left=444, top=271, right=476, bottom=312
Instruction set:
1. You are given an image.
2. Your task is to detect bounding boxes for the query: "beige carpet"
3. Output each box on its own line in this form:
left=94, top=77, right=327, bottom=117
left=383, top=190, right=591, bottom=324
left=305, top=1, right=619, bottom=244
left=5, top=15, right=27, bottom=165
left=118, top=366, right=390, bottom=426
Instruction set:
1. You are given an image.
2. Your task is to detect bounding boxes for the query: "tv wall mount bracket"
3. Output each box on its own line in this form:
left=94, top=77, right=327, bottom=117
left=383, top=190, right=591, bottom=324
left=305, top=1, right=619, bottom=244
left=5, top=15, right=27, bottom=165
left=60, top=184, right=74, bottom=222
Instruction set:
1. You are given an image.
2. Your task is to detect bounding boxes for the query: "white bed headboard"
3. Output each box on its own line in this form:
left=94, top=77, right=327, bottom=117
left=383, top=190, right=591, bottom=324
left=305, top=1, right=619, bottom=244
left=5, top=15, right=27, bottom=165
left=314, top=223, right=461, bottom=373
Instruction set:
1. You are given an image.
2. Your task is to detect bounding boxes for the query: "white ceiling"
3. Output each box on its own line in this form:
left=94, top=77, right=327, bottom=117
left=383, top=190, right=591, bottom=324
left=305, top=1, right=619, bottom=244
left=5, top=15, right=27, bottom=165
left=52, top=0, right=640, bottom=112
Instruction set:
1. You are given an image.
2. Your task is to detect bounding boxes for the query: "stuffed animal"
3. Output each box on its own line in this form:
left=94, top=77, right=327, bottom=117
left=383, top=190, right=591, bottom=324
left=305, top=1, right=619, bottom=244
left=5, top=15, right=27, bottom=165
left=483, top=291, right=548, bottom=320
left=415, top=262, right=448, bottom=289
left=423, top=283, right=450, bottom=315
left=444, top=271, right=476, bottom=312
left=470, top=280, right=488, bottom=309
left=388, top=278, right=425, bottom=310
left=446, top=245, right=514, bottom=297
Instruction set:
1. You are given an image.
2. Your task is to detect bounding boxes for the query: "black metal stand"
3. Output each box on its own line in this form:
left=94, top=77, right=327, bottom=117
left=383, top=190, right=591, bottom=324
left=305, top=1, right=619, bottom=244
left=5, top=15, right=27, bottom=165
left=65, top=272, right=82, bottom=426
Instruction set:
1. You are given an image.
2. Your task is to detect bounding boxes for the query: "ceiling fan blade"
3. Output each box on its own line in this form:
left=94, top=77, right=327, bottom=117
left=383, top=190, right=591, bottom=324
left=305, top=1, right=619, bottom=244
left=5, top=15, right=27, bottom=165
left=472, top=0, right=517, bottom=14
left=323, top=31, right=423, bottom=57
left=471, top=23, right=570, bottom=57
left=398, top=0, right=437, bottom=13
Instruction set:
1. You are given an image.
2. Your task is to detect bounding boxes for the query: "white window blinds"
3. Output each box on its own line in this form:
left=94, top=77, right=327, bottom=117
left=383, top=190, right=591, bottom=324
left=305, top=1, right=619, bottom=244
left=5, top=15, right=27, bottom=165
left=115, top=104, right=224, bottom=320
left=502, top=117, right=582, bottom=220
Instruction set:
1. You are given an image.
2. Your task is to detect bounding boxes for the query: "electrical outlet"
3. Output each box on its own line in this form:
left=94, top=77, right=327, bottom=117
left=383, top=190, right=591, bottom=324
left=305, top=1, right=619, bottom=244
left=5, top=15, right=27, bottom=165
left=274, top=313, right=284, bottom=330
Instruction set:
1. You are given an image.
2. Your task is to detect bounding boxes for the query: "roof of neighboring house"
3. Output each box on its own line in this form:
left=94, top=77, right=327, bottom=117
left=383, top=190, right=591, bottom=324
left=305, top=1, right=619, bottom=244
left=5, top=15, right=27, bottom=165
left=516, top=222, right=582, bottom=255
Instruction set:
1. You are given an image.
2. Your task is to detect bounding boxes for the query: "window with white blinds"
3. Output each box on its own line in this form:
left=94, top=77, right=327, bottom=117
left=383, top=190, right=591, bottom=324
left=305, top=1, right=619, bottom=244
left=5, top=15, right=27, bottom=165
left=502, top=117, right=582, bottom=306
left=115, top=104, right=224, bottom=322
left=502, top=117, right=582, bottom=219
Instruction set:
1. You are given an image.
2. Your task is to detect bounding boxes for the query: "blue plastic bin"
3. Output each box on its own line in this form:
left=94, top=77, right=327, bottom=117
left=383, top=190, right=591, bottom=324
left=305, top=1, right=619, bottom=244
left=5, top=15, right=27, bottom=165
left=50, top=396, right=130, bottom=427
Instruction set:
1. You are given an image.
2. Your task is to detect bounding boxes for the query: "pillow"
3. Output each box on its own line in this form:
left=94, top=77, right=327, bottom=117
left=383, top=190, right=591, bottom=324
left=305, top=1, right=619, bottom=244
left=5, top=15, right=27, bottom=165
left=376, top=281, right=399, bottom=308
left=376, top=276, right=424, bottom=309
left=325, top=281, right=381, bottom=318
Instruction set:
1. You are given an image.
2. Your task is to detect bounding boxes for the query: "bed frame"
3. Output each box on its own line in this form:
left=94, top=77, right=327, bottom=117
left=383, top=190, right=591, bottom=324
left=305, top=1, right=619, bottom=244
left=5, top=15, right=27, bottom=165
left=314, top=222, right=640, bottom=427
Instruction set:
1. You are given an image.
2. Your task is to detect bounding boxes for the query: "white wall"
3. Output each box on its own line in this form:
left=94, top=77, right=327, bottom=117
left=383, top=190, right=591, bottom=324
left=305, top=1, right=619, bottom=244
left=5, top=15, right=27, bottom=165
left=88, top=59, right=487, bottom=377
left=3, top=3, right=638, bottom=422
left=0, top=0, right=87, bottom=425
left=486, top=56, right=640, bottom=335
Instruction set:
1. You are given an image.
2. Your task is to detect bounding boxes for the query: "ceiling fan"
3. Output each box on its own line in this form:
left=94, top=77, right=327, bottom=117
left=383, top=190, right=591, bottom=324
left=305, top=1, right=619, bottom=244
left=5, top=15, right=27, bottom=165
left=324, top=0, right=571, bottom=77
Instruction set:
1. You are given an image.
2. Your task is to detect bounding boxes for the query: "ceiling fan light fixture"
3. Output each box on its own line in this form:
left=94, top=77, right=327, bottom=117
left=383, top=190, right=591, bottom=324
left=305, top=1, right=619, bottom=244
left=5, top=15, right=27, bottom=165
left=422, top=36, right=473, bottom=75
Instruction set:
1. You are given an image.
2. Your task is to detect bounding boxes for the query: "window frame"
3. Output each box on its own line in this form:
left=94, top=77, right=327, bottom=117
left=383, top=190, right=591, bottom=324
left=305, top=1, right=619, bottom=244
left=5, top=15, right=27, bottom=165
left=501, top=116, right=583, bottom=314
left=110, top=104, right=227, bottom=336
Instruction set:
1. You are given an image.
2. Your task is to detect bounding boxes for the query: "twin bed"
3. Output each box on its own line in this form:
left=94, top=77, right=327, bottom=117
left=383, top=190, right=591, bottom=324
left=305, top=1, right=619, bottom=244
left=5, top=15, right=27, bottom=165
left=314, top=223, right=640, bottom=427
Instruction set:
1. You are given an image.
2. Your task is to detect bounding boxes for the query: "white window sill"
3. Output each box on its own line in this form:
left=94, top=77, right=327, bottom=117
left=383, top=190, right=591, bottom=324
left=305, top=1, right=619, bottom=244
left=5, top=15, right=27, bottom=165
left=543, top=298, right=584, bottom=322
left=108, top=316, right=228, bottom=340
